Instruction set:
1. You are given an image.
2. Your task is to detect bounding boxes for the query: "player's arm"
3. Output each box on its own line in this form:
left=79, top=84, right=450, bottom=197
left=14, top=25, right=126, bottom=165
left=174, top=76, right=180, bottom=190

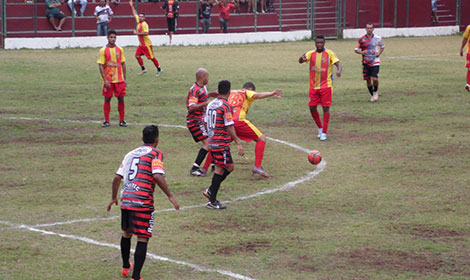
left=154, top=174, right=179, bottom=210
left=107, top=174, right=122, bottom=211
left=99, top=63, right=111, bottom=88
left=129, top=0, right=138, bottom=17
left=122, top=62, right=126, bottom=85
left=188, top=101, right=209, bottom=112
left=227, top=125, right=244, bottom=156
left=461, top=37, right=468, bottom=57
left=252, top=89, right=282, bottom=99
left=298, top=53, right=307, bottom=64
left=334, top=61, right=342, bottom=78
left=376, top=47, right=384, bottom=57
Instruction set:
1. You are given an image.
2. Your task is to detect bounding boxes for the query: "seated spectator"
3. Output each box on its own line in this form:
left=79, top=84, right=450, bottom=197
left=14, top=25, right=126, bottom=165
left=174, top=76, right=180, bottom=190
left=217, top=0, right=237, bottom=33
left=45, top=0, right=66, bottom=31
left=95, top=0, right=113, bottom=36
left=199, top=0, right=214, bottom=33
left=67, top=0, right=87, bottom=16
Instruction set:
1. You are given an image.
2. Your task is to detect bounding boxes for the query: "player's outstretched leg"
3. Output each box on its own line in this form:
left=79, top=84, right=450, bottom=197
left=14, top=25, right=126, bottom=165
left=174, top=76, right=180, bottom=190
left=466, top=69, right=470, bottom=92
left=205, top=162, right=232, bottom=210
left=136, top=55, right=147, bottom=76
left=190, top=139, right=209, bottom=177
left=309, top=106, right=322, bottom=138
left=252, top=135, right=270, bottom=177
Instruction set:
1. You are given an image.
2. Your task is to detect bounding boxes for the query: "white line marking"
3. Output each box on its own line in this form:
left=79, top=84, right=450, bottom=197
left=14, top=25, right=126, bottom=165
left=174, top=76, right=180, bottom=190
left=0, top=220, right=256, bottom=280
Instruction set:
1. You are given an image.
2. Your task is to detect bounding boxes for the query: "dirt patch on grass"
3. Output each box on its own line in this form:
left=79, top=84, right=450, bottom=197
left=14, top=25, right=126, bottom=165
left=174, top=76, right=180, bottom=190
left=338, top=248, right=443, bottom=273
left=402, top=91, right=427, bottom=96
left=214, top=239, right=270, bottom=255
left=287, top=255, right=317, bottom=273
left=332, top=131, right=394, bottom=143
left=390, top=224, right=466, bottom=239
left=335, top=112, right=397, bottom=124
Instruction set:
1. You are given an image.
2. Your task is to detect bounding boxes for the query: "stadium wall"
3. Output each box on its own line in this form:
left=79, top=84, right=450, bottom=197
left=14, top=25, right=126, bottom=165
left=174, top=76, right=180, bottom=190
left=343, top=25, right=460, bottom=39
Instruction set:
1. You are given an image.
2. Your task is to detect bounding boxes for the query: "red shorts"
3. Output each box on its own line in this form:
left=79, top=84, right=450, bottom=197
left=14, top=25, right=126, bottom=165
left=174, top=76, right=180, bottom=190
left=187, top=121, right=208, bottom=142
left=466, top=52, right=470, bottom=68
left=121, top=209, right=154, bottom=239
left=309, top=87, right=332, bottom=107
left=102, top=82, right=126, bottom=98
left=234, top=120, right=262, bottom=142
left=210, top=148, right=233, bottom=169
left=136, top=45, right=155, bottom=60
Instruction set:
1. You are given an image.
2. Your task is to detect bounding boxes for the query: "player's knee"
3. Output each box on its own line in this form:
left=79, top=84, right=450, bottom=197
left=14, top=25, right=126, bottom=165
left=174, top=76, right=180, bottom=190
left=122, top=230, right=131, bottom=238
left=258, top=134, right=266, bottom=142
left=226, top=164, right=235, bottom=172
left=137, top=236, right=149, bottom=243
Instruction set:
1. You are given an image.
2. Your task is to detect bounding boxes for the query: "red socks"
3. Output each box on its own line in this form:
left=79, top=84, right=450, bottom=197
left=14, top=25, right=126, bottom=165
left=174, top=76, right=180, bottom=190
left=254, top=140, right=266, bottom=168
left=310, top=110, right=322, bottom=129
left=103, top=101, right=111, bottom=122
left=467, top=71, right=470, bottom=84
left=322, top=112, right=330, bottom=134
left=118, top=102, right=125, bottom=122
left=136, top=56, right=144, bottom=67
left=152, top=58, right=160, bottom=68
left=202, top=151, right=213, bottom=171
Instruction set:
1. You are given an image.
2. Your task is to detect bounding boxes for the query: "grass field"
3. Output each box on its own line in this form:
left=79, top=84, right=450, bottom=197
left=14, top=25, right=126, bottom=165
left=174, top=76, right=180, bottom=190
left=1, top=35, right=470, bottom=280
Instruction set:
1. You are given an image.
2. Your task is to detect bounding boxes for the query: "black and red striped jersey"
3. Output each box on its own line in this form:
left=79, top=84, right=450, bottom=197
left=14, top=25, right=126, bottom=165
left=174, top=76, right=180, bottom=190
left=205, top=97, right=234, bottom=149
left=116, top=145, right=165, bottom=212
left=186, top=82, right=208, bottom=123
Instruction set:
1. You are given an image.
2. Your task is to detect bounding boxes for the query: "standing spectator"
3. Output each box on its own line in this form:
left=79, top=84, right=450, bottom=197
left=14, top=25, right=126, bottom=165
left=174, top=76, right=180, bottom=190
left=67, top=0, right=87, bottom=17
left=217, top=0, right=237, bottom=33
left=258, top=0, right=266, bottom=13
left=45, top=0, right=66, bottom=31
left=161, top=0, right=179, bottom=45
left=94, top=0, right=113, bottom=36
left=199, top=0, right=214, bottom=34
left=460, top=24, right=470, bottom=92
left=431, top=0, right=439, bottom=24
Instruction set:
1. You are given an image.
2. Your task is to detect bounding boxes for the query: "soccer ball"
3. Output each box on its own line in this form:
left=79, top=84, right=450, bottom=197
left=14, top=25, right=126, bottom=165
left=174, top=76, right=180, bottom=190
left=308, top=150, right=322, bottom=165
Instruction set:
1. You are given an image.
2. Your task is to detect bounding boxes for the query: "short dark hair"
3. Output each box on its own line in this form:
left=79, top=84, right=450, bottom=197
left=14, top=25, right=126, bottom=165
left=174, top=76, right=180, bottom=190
left=218, top=80, right=231, bottom=95
left=142, top=125, right=159, bottom=144
left=366, top=22, right=374, bottom=27
left=315, top=35, right=325, bottom=41
left=242, top=82, right=256, bottom=91
left=139, top=12, right=146, bottom=17
left=108, top=29, right=117, bottom=37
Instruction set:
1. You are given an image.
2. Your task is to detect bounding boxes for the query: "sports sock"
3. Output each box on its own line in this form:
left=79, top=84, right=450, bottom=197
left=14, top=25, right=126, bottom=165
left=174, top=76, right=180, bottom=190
left=132, top=241, right=148, bottom=280
left=118, top=102, right=125, bottom=122
left=141, top=66, right=145, bottom=71
left=373, top=85, right=379, bottom=92
left=136, top=56, right=144, bottom=67
left=368, top=86, right=374, bottom=95
left=151, top=58, right=160, bottom=69
left=194, top=148, right=208, bottom=167
left=120, top=237, right=131, bottom=269
left=208, top=173, right=224, bottom=202
left=467, top=71, right=470, bottom=84
left=310, top=110, right=322, bottom=129
left=322, top=112, right=330, bottom=134
left=221, top=169, right=231, bottom=181
left=254, top=140, right=266, bottom=168
left=104, top=101, right=111, bottom=122
left=202, top=152, right=213, bottom=171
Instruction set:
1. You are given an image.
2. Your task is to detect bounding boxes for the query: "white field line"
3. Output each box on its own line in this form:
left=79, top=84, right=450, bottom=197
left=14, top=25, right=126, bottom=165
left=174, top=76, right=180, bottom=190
left=0, top=220, right=256, bottom=280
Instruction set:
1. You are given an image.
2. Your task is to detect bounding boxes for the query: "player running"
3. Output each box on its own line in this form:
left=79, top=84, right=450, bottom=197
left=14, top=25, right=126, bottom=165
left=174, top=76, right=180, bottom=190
left=460, top=24, right=470, bottom=92
left=187, top=68, right=215, bottom=176
left=227, top=82, right=282, bottom=177
left=299, top=35, right=342, bottom=141
left=107, top=124, right=179, bottom=280
left=355, top=22, right=385, bottom=102
left=129, top=0, right=164, bottom=77
left=98, top=29, right=127, bottom=128
left=203, top=80, right=244, bottom=210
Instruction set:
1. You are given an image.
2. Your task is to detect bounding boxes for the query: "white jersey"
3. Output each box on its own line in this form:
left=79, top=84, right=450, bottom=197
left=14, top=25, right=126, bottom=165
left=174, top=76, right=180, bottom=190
left=94, top=4, right=113, bottom=24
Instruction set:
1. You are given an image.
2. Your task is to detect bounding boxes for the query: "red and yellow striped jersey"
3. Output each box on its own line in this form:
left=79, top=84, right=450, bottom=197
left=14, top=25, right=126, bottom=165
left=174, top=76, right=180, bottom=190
left=228, top=89, right=256, bottom=121
left=464, top=25, right=470, bottom=54
left=97, top=45, right=126, bottom=83
left=205, top=98, right=234, bottom=149
left=135, top=16, right=152, bottom=47
left=305, top=49, right=339, bottom=89
left=186, top=82, right=208, bottom=123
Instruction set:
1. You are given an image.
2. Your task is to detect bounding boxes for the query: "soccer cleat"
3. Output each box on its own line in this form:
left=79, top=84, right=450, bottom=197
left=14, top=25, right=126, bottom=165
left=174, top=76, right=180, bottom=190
left=102, top=121, right=110, bottom=127
left=317, top=128, right=323, bottom=139
left=200, top=168, right=208, bottom=176
left=252, top=167, right=270, bottom=177
left=465, top=84, right=470, bottom=92
left=121, top=262, right=133, bottom=277
left=373, top=91, right=379, bottom=101
left=203, top=187, right=212, bottom=200
left=156, top=70, right=164, bottom=77
left=319, top=133, right=327, bottom=141
left=190, top=167, right=207, bottom=177
left=206, top=200, right=226, bottom=210
left=119, top=121, right=128, bottom=127
left=369, top=95, right=376, bottom=102
left=138, top=69, right=148, bottom=76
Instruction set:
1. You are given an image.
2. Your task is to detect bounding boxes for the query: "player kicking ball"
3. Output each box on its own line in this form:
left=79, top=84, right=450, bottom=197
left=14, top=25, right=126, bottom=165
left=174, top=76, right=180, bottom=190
left=107, top=125, right=179, bottom=280
left=228, top=82, right=282, bottom=177
left=203, top=80, right=244, bottom=210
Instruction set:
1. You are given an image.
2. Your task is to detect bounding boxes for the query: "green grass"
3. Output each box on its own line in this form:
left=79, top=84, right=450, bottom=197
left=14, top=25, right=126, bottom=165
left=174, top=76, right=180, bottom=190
left=1, top=36, right=470, bottom=279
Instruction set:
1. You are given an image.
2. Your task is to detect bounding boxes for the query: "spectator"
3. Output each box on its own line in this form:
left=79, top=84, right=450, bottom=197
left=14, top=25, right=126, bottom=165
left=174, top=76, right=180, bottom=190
left=199, top=0, right=214, bottom=34
left=94, top=0, right=113, bottom=36
left=258, top=0, right=266, bottom=13
left=67, top=0, right=87, bottom=17
left=161, top=0, right=179, bottom=45
left=45, top=0, right=66, bottom=31
left=217, top=0, right=237, bottom=33
left=431, top=0, right=439, bottom=24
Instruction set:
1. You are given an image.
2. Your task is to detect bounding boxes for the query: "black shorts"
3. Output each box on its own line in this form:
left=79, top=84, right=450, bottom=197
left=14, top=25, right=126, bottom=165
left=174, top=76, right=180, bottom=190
left=46, top=12, right=66, bottom=20
left=121, top=209, right=154, bottom=239
left=187, top=121, right=208, bottom=142
left=362, top=64, right=380, bottom=80
left=167, top=17, right=176, bottom=32
left=210, top=148, right=233, bottom=169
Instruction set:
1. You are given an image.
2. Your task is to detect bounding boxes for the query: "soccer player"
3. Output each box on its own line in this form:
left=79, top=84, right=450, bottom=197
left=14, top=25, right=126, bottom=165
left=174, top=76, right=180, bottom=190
left=186, top=68, right=214, bottom=176
left=129, top=0, right=163, bottom=77
left=97, top=29, right=127, bottom=128
left=460, top=24, right=470, bottom=92
left=355, top=22, right=385, bottom=102
left=203, top=80, right=244, bottom=210
left=299, top=35, right=342, bottom=141
left=228, top=82, right=282, bottom=177
left=107, top=124, right=179, bottom=280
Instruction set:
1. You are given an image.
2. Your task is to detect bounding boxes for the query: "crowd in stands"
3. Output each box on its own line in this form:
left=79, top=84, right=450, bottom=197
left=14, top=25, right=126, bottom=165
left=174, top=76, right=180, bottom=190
left=42, top=0, right=275, bottom=35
